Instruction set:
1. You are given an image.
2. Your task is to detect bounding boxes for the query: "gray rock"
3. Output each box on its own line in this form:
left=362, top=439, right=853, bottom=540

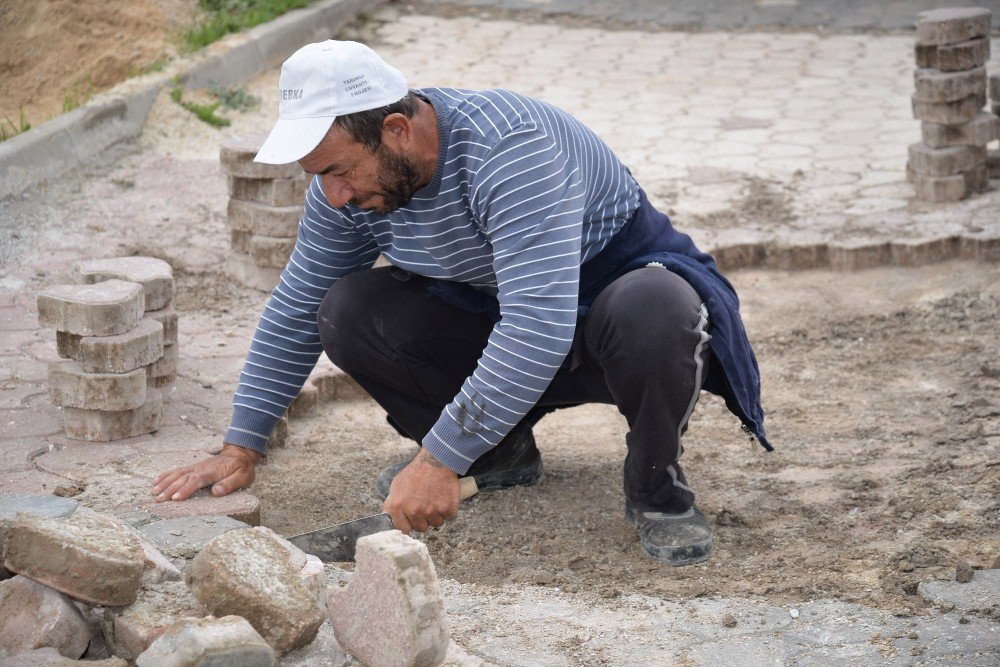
left=139, top=515, right=248, bottom=560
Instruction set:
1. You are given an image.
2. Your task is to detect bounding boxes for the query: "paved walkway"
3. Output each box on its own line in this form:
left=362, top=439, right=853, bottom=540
left=415, top=0, right=1000, bottom=31
left=1, top=3, right=998, bottom=665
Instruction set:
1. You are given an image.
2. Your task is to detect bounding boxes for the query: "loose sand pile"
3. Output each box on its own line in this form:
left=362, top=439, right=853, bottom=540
left=0, top=0, right=197, bottom=124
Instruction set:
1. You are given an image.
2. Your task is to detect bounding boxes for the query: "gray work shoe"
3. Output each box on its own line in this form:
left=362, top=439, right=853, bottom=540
left=375, top=427, right=543, bottom=500
left=626, top=500, right=713, bottom=566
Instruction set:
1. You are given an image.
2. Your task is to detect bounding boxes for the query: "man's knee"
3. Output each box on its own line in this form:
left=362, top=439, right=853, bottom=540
left=587, top=267, right=703, bottom=356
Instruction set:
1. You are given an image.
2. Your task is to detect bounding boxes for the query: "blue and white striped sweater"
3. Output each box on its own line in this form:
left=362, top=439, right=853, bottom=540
left=226, top=87, right=640, bottom=473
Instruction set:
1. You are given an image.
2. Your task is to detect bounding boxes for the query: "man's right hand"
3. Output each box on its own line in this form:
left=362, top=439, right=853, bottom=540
left=152, top=444, right=261, bottom=502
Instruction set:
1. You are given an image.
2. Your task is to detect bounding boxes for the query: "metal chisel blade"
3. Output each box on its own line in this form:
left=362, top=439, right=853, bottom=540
left=286, top=512, right=395, bottom=562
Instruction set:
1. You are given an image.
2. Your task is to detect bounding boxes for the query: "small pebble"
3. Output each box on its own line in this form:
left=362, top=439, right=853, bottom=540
left=955, top=561, right=974, bottom=583
left=789, top=609, right=800, bottom=619
left=908, top=631, right=919, bottom=640
left=722, top=614, right=737, bottom=628
left=959, top=616, right=970, bottom=625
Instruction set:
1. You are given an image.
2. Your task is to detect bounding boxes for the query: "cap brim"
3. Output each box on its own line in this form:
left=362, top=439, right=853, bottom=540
left=254, top=116, right=335, bottom=164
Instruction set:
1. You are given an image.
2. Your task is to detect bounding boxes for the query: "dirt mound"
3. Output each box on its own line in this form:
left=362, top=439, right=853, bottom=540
left=0, top=0, right=197, bottom=124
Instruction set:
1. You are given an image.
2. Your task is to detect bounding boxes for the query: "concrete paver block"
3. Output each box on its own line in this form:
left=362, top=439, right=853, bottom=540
left=48, top=361, right=147, bottom=411
left=916, top=7, right=991, bottom=46
left=907, top=143, right=986, bottom=176
left=225, top=253, right=282, bottom=293
left=227, top=198, right=303, bottom=237
left=987, top=149, right=1000, bottom=179
left=37, top=281, right=144, bottom=337
left=185, top=527, right=323, bottom=656
left=964, top=162, right=989, bottom=193
left=103, top=580, right=206, bottom=661
left=230, top=229, right=252, bottom=254
left=74, top=258, right=173, bottom=312
left=144, top=305, right=178, bottom=346
left=921, top=112, right=999, bottom=148
left=287, top=382, right=318, bottom=419
left=914, top=42, right=937, bottom=69
left=3, top=510, right=144, bottom=606
left=960, top=234, right=1000, bottom=261
left=936, top=37, right=990, bottom=72
left=913, top=66, right=986, bottom=103
left=890, top=237, right=960, bottom=266
left=327, top=530, right=449, bottom=667
left=311, top=365, right=368, bottom=402
left=0, top=575, right=90, bottom=659
left=827, top=242, right=891, bottom=270
left=63, top=319, right=164, bottom=374
left=911, top=172, right=967, bottom=202
left=135, top=615, right=275, bottom=667
left=147, top=489, right=260, bottom=526
left=33, top=443, right=138, bottom=484
left=0, top=440, right=50, bottom=475
left=761, top=243, right=829, bottom=271
left=249, top=234, right=296, bottom=269
left=146, top=343, right=178, bottom=383
left=912, top=92, right=985, bottom=125
left=62, top=388, right=162, bottom=442
left=220, top=135, right=302, bottom=180
left=55, top=332, right=79, bottom=360
left=228, top=174, right=310, bottom=207
left=138, top=516, right=247, bottom=562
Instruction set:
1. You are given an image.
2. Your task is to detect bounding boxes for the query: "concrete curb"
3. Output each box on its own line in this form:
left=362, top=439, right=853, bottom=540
left=0, top=0, right=384, bottom=202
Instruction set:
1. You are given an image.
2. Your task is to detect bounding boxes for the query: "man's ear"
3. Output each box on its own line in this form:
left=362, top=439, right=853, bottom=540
left=381, top=113, right=412, bottom=149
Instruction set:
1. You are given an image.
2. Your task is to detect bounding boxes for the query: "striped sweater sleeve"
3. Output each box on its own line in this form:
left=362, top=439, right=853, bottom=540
left=225, top=178, right=379, bottom=453
left=421, top=126, right=584, bottom=473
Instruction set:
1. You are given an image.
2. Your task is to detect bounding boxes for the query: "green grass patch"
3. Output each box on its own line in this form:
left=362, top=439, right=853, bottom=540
left=62, top=77, right=95, bottom=114
left=210, top=84, right=260, bottom=112
left=184, top=0, right=316, bottom=51
left=0, top=108, right=32, bottom=143
left=171, top=85, right=231, bottom=127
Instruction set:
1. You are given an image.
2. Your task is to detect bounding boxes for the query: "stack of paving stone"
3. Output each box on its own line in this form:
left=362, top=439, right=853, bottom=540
left=0, top=494, right=454, bottom=666
left=990, top=71, right=1000, bottom=178
left=36, top=257, right=178, bottom=441
left=909, top=7, right=998, bottom=202
left=221, top=135, right=309, bottom=292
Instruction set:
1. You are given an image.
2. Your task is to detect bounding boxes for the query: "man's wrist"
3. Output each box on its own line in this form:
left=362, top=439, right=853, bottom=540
left=416, top=447, right=456, bottom=475
left=222, top=443, right=263, bottom=464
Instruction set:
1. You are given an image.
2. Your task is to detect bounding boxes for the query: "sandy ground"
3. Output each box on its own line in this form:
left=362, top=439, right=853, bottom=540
left=258, top=260, right=1000, bottom=613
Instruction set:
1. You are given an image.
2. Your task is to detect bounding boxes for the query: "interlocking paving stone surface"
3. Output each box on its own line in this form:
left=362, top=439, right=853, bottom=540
left=415, top=0, right=1000, bottom=31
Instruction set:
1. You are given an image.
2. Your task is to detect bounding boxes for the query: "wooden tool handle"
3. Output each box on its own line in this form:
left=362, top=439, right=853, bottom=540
left=459, top=476, right=479, bottom=500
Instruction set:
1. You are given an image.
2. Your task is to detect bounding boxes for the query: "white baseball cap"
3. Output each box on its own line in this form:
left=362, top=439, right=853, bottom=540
left=254, top=40, right=409, bottom=165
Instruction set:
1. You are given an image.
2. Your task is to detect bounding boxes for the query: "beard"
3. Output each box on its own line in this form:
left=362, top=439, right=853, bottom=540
left=352, top=145, right=422, bottom=214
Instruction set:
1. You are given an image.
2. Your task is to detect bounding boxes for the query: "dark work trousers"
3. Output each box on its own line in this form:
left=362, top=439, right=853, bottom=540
left=317, top=265, right=712, bottom=513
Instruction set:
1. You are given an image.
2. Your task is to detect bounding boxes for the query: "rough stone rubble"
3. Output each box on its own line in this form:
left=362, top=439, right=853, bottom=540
left=0, top=494, right=456, bottom=666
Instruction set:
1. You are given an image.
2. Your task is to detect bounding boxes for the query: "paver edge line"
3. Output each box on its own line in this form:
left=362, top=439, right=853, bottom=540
left=0, top=0, right=388, bottom=202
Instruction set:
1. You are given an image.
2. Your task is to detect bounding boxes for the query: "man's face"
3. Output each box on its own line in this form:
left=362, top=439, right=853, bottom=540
left=299, top=124, right=421, bottom=214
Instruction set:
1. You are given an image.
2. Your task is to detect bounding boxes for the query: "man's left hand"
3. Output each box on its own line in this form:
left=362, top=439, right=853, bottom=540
left=384, top=448, right=460, bottom=532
